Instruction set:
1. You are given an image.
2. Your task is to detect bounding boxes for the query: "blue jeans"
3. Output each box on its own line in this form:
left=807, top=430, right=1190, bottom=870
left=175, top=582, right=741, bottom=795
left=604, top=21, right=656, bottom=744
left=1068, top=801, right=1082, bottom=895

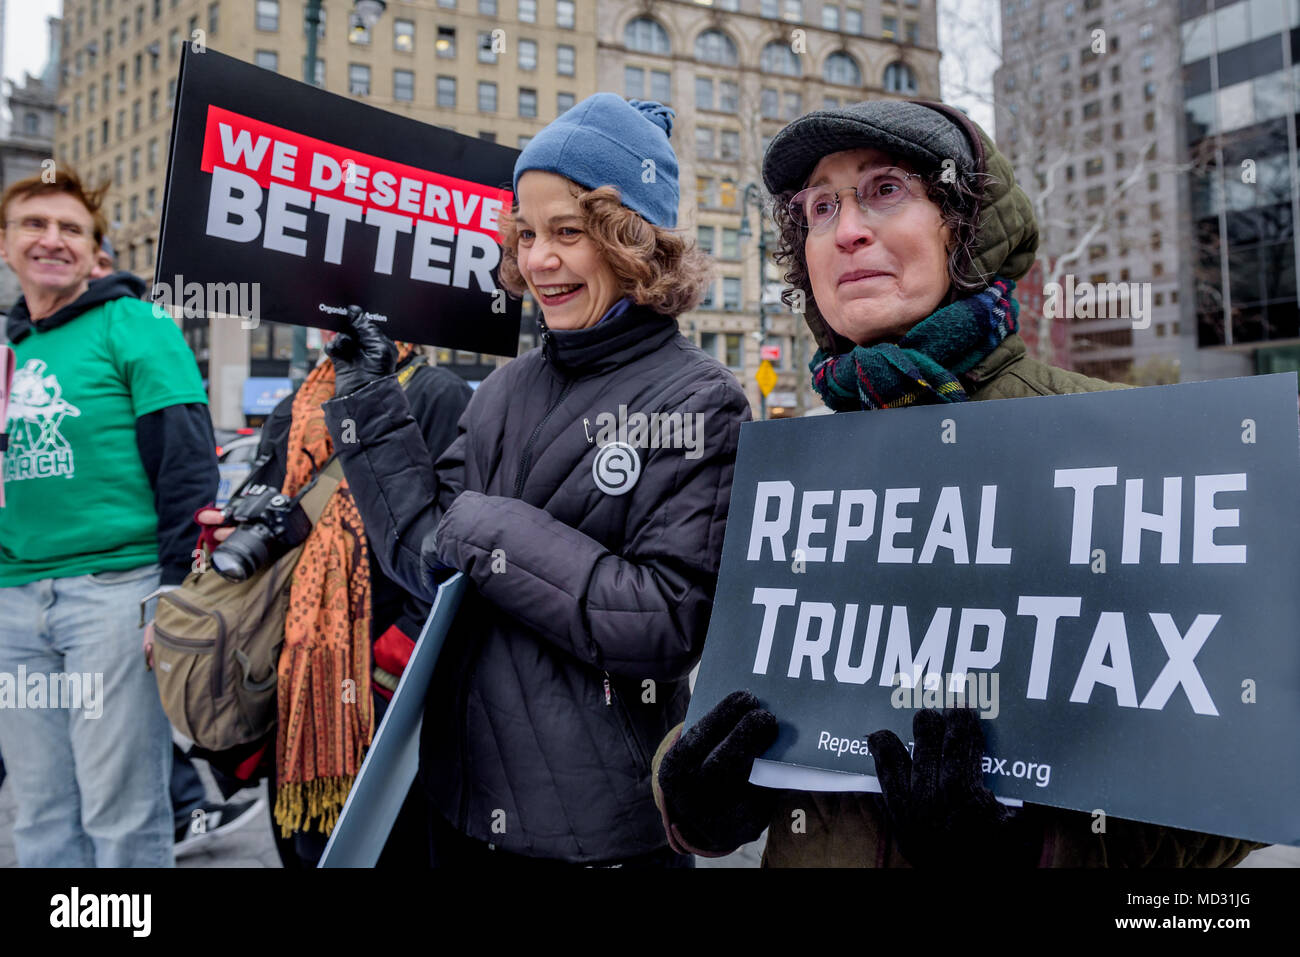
left=0, top=564, right=174, bottom=867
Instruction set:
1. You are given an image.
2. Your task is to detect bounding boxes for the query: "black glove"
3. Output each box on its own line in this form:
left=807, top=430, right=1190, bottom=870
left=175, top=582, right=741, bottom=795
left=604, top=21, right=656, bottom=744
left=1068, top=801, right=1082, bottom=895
left=325, top=304, right=397, bottom=397
left=657, top=690, right=779, bottom=855
left=868, top=707, right=1042, bottom=868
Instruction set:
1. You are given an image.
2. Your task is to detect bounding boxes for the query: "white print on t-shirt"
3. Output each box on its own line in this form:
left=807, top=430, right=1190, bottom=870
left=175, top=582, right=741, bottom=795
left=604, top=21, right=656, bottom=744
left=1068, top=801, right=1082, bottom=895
left=4, top=358, right=78, bottom=481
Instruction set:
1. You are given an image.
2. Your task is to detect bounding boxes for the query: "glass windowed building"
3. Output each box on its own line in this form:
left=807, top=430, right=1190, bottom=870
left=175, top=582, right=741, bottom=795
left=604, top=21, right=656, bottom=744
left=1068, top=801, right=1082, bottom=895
left=1181, top=0, right=1300, bottom=376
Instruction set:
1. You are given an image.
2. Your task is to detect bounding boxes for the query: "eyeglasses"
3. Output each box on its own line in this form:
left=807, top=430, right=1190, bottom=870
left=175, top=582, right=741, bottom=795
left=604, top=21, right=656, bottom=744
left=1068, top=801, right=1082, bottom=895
left=788, top=167, right=923, bottom=233
left=4, top=216, right=93, bottom=242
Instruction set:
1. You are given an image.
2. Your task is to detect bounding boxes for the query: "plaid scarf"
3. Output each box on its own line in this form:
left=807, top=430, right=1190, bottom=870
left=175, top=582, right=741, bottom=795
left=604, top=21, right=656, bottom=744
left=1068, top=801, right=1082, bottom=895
left=809, top=278, right=1019, bottom=412
left=272, top=343, right=415, bottom=839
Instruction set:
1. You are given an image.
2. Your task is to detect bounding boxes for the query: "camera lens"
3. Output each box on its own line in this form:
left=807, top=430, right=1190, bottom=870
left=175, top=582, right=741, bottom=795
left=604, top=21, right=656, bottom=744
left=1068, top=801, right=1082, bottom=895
left=210, top=548, right=249, bottom=582
left=211, top=526, right=273, bottom=582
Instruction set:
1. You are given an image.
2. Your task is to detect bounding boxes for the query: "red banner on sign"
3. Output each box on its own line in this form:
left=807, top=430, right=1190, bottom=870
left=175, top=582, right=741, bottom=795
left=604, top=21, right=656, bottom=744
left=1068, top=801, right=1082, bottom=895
left=199, top=104, right=511, bottom=242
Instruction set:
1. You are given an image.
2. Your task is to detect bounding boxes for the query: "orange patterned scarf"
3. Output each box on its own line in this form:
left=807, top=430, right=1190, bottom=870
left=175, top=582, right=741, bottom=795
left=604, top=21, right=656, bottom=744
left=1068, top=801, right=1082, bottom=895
left=272, top=344, right=415, bottom=838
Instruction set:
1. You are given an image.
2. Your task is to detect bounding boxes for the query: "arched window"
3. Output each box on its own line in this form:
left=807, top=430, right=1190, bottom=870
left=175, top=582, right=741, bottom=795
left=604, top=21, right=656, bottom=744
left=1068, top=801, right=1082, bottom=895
left=824, top=52, right=861, bottom=87
left=624, top=16, right=670, bottom=55
left=23, top=112, right=39, bottom=135
left=883, top=61, right=918, bottom=94
left=760, top=41, right=801, bottom=77
left=695, top=29, right=738, bottom=66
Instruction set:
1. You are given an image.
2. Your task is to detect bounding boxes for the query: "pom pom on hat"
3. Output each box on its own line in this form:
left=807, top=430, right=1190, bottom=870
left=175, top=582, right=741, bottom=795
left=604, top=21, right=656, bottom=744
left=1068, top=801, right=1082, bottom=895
left=627, top=99, right=675, bottom=138
left=512, top=93, right=681, bottom=228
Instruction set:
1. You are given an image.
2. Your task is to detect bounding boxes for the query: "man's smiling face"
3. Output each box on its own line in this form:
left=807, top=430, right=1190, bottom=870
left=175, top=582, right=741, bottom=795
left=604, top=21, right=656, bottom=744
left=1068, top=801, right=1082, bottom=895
left=0, top=192, right=98, bottom=316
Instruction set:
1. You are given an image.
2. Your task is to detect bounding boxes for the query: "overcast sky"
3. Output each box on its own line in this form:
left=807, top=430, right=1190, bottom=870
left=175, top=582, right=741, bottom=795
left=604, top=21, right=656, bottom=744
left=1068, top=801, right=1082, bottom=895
left=2, top=1, right=998, bottom=128
left=938, top=0, right=1001, bottom=133
left=4, top=0, right=61, bottom=85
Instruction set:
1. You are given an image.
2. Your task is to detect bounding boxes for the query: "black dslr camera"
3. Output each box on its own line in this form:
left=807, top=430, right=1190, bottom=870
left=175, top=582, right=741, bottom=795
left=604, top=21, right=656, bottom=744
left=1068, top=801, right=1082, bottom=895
left=210, top=479, right=313, bottom=583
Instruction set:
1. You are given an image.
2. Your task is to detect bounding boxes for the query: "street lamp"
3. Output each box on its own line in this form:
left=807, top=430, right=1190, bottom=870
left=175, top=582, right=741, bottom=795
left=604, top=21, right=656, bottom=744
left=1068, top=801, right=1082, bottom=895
left=291, top=0, right=387, bottom=386
left=737, top=181, right=770, bottom=419
left=352, top=1, right=389, bottom=27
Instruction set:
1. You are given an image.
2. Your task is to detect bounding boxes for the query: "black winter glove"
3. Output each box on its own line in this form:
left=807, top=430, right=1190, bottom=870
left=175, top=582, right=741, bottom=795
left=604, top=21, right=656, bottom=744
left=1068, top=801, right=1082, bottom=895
left=658, top=690, right=779, bottom=855
left=868, top=707, right=1043, bottom=868
left=325, top=304, right=397, bottom=397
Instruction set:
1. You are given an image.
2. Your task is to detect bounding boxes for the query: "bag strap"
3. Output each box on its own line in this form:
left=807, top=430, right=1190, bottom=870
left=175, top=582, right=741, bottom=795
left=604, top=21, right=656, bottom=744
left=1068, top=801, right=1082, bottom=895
left=297, top=456, right=345, bottom=524
left=395, top=353, right=427, bottom=388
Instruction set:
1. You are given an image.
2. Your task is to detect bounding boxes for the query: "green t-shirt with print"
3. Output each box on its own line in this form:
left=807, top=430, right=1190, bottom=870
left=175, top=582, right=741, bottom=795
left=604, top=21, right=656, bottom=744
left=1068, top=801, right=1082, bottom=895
left=0, top=295, right=208, bottom=585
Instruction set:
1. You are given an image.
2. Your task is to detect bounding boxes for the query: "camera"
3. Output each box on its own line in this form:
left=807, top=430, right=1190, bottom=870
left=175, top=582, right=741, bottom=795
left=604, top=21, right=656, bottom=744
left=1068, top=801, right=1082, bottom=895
left=210, top=482, right=312, bottom=582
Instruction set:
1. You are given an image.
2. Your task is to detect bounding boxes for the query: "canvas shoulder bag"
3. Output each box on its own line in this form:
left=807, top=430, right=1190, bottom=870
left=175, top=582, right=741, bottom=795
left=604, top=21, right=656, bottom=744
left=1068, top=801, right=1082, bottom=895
left=150, top=456, right=344, bottom=751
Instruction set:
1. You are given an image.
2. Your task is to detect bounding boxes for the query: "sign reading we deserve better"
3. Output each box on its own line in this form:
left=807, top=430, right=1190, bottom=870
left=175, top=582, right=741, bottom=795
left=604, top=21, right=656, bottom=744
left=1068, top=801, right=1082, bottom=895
left=156, top=47, right=520, bottom=354
left=686, top=374, right=1300, bottom=846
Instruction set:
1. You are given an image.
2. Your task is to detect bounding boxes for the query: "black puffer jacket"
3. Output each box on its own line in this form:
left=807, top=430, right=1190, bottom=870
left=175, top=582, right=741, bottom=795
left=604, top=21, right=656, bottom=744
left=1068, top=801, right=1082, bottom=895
left=323, top=304, right=750, bottom=862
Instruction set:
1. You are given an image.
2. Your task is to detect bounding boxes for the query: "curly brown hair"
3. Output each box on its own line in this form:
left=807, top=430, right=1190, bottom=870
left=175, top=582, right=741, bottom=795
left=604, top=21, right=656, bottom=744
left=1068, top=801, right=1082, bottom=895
left=498, top=183, right=714, bottom=318
left=770, top=163, right=988, bottom=344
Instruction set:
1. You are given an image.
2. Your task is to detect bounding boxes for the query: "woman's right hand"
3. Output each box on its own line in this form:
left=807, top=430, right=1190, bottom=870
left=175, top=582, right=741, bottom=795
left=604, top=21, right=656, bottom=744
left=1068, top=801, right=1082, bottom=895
left=325, top=305, right=397, bottom=396
left=656, top=690, right=779, bottom=856
left=196, top=508, right=235, bottom=545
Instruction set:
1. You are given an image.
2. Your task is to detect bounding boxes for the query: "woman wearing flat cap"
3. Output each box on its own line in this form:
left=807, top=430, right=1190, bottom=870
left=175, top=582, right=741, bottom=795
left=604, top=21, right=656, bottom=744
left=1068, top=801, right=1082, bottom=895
left=651, top=99, right=1265, bottom=868
left=321, top=93, right=749, bottom=866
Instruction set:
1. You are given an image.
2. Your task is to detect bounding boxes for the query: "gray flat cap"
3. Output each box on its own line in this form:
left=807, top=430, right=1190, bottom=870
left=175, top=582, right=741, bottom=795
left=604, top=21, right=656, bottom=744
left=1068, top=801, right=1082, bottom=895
left=762, top=99, right=977, bottom=195
left=762, top=98, right=1040, bottom=354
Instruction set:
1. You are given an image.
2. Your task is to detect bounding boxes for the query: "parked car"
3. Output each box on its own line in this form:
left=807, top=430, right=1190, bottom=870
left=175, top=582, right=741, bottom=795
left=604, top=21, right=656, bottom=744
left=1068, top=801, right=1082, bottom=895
left=215, top=431, right=262, bottom=507
left=214, top=427, right=257, bottom=457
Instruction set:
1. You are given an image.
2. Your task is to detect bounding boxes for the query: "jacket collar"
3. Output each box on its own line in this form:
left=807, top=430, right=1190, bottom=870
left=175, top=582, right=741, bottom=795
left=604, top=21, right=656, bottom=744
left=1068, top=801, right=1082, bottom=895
left=540, top=301, right=679, bottom=378
left=5, top=271, right=147, bottom=344
left=962, top=332, right=1026, bottom=388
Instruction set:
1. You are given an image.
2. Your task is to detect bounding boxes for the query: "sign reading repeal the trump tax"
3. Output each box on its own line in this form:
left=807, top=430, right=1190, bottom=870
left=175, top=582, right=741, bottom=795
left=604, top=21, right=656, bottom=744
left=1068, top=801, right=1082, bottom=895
left=686, top=374, right=1300, bottom=847
left=156, top=47, right=520, bottom=354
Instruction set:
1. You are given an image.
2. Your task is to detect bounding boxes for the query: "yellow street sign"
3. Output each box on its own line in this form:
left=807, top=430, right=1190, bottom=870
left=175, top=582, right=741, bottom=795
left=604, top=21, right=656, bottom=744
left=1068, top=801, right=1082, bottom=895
left=756, top=359, right=777, bottom=396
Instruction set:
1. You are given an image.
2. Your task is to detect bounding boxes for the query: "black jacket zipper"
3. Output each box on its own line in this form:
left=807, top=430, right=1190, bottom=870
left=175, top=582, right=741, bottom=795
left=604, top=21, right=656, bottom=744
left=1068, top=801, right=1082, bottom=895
left=462, top=373, right=572, bottom=830
left=512, top=377, right=576, bottom=499
left=605, top=673, right=651, bottom=770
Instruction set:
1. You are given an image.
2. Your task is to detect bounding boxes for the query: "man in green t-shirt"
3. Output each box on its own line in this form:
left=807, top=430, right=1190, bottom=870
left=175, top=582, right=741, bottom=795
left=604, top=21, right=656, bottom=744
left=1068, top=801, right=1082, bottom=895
left=0, top=167, right=217, bottom=866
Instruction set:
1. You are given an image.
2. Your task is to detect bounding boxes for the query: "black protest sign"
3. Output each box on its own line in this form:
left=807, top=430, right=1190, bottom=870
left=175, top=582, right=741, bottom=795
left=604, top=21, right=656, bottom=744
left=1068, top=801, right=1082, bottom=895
left=686, top=374, right=1300, bottom=846
left=155, top=47, right=521, bottom=354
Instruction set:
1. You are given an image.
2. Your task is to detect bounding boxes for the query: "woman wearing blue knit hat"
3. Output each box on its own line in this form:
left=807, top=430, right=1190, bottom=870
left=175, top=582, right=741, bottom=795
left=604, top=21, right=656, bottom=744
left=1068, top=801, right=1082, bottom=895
left=321, top=94, right=751, bottom=866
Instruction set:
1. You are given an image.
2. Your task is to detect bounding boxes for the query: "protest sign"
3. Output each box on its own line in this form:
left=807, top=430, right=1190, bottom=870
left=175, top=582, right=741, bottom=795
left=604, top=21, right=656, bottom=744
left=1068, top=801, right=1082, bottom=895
left=156, top=47, right=520, bottom=354
left=686, top=374, right=1300, bottom=846
left=319, top=573, right=465, bottom=868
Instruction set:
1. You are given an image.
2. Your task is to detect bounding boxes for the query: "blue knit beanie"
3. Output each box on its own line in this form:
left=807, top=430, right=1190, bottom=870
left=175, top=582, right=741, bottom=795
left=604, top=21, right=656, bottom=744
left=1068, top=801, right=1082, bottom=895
left=512, top=93, right=680, bottom=228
